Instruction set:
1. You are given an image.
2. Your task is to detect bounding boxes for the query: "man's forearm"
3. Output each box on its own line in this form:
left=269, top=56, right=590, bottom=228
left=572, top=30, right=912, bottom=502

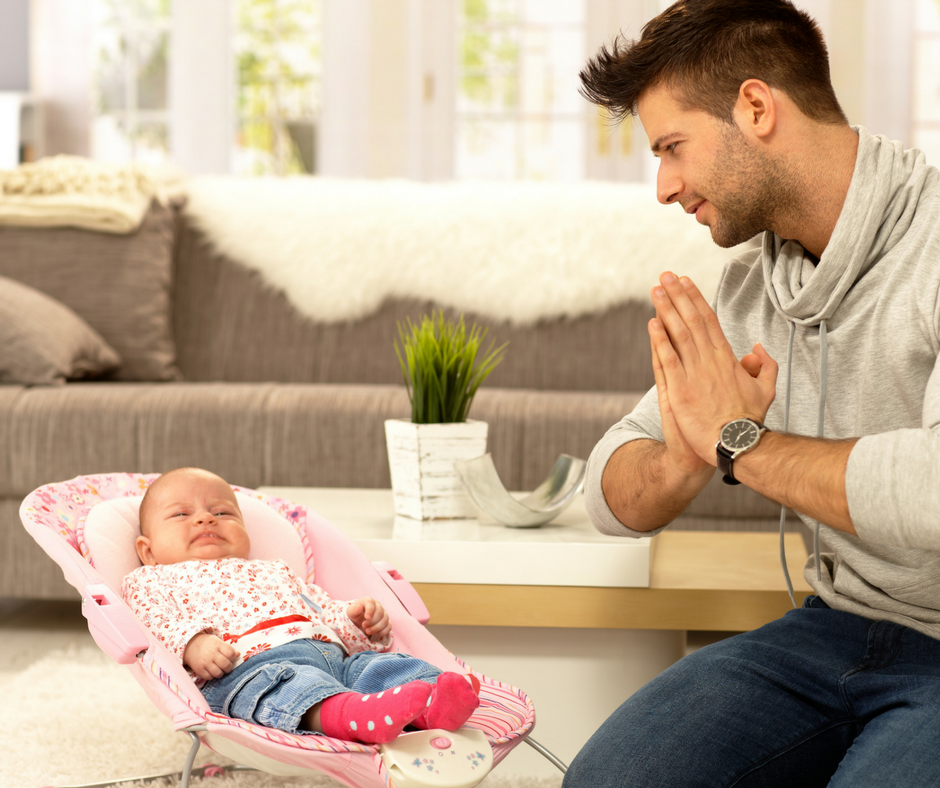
left=601, top=439, right=714, bottom=532
left=732, top=432, right=857, bottom=535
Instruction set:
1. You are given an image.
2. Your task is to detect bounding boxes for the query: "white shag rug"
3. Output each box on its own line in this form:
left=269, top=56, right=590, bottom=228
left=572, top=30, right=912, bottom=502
left=0, top=645, right=561, bottom=788
left=183, top=176, right=749, bottom=325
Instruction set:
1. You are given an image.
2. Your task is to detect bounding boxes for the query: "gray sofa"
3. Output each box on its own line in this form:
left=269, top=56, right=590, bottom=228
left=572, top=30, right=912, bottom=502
left=0, top=190, right=796, bottom=600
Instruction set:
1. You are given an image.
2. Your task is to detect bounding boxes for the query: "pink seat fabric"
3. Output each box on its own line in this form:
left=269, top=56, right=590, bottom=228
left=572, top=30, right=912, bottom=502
left=20, top=473, right=535, bottom=788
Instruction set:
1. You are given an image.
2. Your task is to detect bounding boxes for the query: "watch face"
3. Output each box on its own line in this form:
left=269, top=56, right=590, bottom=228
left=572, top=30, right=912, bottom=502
left=720, top=419, right=760, bottom=451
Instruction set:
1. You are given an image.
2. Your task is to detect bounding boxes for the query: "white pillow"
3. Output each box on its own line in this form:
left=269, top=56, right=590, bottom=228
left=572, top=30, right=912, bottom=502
left=84, top=492, right=309, bottom=592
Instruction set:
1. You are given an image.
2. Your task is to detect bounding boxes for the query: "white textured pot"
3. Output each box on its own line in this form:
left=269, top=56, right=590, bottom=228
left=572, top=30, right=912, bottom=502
left=385, top=418, right=488, bottom=520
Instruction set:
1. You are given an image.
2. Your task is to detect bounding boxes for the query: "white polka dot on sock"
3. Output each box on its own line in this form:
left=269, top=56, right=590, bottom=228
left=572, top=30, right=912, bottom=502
left=393, top=687, right=401, bottom=694
left=350, top=721, right=358, bottom=731
left=368, top=721, right=375, bottom=731
left=377, top=691, right=385, bottom=698
left=362, top=695, right=370, bottom=701
left=385, top=715, right=393, bottom=725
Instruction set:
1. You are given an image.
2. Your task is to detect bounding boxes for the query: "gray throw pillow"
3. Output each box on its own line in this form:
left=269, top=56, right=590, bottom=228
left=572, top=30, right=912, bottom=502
left=0, top=201, right=181, bottom=381
left=0, top=274, right=121, bottom=385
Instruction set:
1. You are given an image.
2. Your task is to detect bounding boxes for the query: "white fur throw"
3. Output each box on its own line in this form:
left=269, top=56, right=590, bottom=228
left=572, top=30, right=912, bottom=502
left=183, top=176, right=748, bottom=325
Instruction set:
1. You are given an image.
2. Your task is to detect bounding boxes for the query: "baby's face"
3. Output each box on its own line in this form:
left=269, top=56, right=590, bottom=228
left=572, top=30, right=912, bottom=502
left=136, top=471, right=251, bottom=566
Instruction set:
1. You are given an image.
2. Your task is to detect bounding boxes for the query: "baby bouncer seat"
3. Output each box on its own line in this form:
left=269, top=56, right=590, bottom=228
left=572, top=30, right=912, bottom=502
left=21, top=473, right=557, bottom=788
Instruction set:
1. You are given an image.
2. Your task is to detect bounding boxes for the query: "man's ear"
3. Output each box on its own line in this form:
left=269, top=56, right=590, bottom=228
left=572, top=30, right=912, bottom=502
left=735, top=79, right=776, bottom=139
left=136, top=535, right=156, bottom=566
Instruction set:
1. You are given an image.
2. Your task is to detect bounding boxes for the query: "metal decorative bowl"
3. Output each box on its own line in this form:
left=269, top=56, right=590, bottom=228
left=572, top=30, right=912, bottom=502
left=454, top=452, right=586, bottom=528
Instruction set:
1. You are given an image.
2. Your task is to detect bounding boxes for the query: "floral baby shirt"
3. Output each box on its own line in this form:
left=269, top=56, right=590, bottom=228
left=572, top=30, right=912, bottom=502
left=122, top=558, right=393, bottom=681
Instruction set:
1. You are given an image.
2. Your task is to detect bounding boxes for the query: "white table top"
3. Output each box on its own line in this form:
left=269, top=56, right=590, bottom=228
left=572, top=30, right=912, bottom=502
left=258, top=487, right=651, bottom=588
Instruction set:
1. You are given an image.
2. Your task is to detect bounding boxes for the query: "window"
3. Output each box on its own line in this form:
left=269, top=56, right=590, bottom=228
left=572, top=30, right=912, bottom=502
left=913, top=0, right=940, bottom=163
left=91, top=0, right=171, bottom=164
left=90, top=0, right=322, bottom=174
left=233, top=0, right=322, bottom=175
left=456, top=0, right=587, bottom=180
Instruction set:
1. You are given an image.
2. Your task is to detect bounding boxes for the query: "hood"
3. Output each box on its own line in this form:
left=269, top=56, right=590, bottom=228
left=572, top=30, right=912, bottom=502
left=762, top=126, right=933, bottom=327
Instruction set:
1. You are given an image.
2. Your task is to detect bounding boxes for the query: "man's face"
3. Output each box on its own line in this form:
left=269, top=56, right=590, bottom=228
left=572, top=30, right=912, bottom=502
left=136, top=470, right=251, bottom=566
left=638, top=86, right=786, bottom=248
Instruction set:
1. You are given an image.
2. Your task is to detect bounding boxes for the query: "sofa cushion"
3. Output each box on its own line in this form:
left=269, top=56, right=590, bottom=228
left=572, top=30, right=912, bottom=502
left=0, top=202, right=180, bottom=381
left=0, top=275, right=121, bottom=385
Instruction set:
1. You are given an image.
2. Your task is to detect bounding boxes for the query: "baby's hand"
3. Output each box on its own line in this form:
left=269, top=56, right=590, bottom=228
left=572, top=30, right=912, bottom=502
left=183, top=633, right=239, bottom=680
left=347, top=597, right=392, bottom=641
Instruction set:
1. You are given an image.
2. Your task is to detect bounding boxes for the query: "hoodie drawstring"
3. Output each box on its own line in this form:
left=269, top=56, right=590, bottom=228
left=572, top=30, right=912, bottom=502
left=778, top=319, right=828, bottom=607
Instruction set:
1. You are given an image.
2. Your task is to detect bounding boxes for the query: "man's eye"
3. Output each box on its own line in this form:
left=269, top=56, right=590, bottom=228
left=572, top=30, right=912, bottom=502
left=666, top=142, right=678, bottom=154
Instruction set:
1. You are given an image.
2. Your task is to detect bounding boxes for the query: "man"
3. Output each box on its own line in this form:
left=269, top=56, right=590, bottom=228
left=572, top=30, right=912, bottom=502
left=566, top=1, right=940, bottom=786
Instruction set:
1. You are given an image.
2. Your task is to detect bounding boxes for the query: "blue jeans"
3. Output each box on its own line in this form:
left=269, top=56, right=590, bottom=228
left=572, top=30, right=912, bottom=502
left=564, top=597, right=940, bottom=787
left=201, top=640, right=442, bottom=734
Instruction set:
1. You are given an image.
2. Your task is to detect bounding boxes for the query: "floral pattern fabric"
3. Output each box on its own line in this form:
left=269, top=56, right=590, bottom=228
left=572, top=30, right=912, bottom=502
left=122, top=557, right=393, bottom=682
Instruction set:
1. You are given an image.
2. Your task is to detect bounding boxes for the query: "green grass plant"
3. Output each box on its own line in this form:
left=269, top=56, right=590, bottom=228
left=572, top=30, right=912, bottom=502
left=395, top=311, right=508, bottom=424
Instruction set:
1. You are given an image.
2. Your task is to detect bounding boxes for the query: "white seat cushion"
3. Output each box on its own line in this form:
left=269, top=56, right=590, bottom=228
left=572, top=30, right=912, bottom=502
left=83, top=492, right=308, bottom=592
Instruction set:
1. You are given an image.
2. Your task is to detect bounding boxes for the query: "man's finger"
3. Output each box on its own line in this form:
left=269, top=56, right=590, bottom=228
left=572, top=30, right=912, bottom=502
left=677, top=276, right=729, bottom=350
left=653, top=272, right=712, bottom=356
left=648, top=317, right=686, bottom=384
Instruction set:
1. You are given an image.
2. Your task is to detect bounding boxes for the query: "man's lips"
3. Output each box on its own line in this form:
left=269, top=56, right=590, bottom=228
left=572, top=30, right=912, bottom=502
left=685, top=200, right=707, bottom=223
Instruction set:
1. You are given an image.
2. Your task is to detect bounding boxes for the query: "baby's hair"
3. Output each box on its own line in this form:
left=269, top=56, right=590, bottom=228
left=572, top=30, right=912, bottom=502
left=138, top=467, right=227, bottom=535
left=138, top=481, right=157, bottom=537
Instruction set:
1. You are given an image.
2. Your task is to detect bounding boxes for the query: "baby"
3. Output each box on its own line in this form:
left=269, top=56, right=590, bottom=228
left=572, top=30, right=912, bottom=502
left=122, top=467, right=479, bottom=744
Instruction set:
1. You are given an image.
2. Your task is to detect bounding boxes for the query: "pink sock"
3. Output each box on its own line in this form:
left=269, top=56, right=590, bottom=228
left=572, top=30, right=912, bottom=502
left=413, top=672, right=481, bottom=731
left=318, top=681, right=432, bottom=744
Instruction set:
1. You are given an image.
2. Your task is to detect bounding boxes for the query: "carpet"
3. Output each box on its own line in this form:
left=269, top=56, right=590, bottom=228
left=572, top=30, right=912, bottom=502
left=0, top=645, right=561, bottom=788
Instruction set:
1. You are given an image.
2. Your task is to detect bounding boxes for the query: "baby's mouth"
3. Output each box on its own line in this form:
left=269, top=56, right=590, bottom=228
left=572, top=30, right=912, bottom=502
left=192, top=532, right=222, bottom=544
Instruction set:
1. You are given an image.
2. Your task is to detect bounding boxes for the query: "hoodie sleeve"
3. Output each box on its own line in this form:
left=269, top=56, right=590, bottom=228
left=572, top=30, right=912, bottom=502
left=846, top=356, right=940, bottom=552
left=583, top=385, right=673, bottom=538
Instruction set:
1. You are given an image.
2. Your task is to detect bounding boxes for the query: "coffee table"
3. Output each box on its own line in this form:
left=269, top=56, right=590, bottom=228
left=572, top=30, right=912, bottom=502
left=259, top=486, right=811, bottom=632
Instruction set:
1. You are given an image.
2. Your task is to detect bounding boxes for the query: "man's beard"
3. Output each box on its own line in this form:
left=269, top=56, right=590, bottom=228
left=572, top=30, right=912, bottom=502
left=702, top=122, right=798, bottom=248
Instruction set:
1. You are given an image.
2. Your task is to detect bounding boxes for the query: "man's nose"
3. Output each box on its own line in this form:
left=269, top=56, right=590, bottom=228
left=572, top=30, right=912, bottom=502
left=656, top=162, right=682, bottom=206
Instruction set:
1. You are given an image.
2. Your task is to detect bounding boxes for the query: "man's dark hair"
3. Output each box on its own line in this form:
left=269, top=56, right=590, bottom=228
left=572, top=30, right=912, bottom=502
left=580, top=0, right=847, bottom=126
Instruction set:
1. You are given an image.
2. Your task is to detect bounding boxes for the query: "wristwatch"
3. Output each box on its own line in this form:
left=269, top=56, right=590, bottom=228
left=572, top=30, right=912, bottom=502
left=716, top=418, right=769, bottom=485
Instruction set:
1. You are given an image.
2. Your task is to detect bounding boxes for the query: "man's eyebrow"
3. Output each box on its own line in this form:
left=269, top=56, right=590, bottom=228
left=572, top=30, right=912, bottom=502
left=650, top=132, right=683, bottom=155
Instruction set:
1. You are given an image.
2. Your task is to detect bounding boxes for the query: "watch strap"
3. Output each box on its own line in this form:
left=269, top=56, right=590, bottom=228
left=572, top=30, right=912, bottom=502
left=716, top=444, right=740, bottom=485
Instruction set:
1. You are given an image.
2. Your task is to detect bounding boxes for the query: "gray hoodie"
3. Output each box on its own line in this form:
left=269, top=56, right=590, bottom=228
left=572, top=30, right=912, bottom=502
left=586, top=127, right=940, bottom=640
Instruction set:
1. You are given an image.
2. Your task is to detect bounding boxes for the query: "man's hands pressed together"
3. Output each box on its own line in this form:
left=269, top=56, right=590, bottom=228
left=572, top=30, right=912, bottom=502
left=602, top=270, right=857, bottom=536
left=647, top=271, right=778, bottom=467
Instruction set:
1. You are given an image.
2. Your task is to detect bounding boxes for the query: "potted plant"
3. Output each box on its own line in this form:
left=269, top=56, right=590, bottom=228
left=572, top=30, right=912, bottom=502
left=386, top=311, right=507, bottom=520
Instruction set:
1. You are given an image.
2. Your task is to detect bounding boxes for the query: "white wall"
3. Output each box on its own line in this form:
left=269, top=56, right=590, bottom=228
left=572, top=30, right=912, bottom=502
left=0, top=0, right=29, bottom=91
left=319, top=0, right=456, bottom=179
left=170, top=0, right=233, bottom=174
left=29, top=0, right=94, bottom=157
left=796, top=0, right=914, bottom=140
